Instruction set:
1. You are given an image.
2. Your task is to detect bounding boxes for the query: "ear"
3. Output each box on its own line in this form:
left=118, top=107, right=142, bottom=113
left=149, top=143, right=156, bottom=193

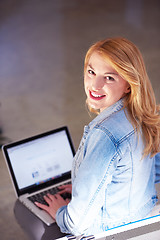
left=124, top=85, right=131, bottom=94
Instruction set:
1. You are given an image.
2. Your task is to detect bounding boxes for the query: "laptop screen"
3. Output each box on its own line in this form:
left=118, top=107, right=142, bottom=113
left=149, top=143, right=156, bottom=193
left=3, top=126, right=75, bottom=196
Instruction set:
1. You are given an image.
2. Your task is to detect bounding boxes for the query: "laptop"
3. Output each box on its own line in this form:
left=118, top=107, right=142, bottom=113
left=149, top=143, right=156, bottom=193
left=2, top=126, right=75, bottom=226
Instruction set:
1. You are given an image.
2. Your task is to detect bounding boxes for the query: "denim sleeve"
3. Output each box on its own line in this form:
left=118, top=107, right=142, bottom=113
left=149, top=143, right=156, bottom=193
left=155, top=152, right=160, bottom=183
left=56, top=128, right=118, bottom=235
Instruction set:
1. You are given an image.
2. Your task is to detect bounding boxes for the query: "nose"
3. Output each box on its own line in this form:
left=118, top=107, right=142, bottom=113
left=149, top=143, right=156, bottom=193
left=92, top=76, right=105, bottom=91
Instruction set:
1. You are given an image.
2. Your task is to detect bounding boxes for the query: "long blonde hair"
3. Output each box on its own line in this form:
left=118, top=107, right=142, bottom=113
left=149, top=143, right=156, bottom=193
left=84, top=37, right=160, bottom=157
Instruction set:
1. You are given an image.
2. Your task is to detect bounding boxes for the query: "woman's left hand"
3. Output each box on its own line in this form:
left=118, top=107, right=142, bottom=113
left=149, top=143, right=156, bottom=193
left=35, top=193, right=69, bottom=220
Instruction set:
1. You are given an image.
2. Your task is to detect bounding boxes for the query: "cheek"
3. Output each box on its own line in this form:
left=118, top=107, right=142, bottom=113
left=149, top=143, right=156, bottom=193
left=84, top=78, right=89, bottom=94
left=84, top=76, right=90, bottom=88
left=104, top=84, right=125, bottom=98
left=84, top=79, right=87, bottom=90
left=114, top=82, right=128, bottom=92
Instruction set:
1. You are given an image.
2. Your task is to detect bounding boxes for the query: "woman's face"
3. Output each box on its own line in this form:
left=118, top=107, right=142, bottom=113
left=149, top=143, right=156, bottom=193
left=84, top=52, right=130, bottom=112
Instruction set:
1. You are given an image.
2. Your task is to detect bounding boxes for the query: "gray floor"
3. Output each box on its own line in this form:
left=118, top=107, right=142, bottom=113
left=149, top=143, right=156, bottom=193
left=0, top=0, right=160, bottom=239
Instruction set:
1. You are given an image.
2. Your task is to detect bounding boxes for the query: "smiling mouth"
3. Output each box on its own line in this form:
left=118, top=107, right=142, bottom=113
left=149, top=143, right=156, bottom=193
left=89, top=91, right=106, bottom=100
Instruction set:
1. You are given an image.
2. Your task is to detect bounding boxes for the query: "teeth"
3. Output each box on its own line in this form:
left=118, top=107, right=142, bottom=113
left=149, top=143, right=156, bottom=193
left=91, top=92, right=103, bottom=98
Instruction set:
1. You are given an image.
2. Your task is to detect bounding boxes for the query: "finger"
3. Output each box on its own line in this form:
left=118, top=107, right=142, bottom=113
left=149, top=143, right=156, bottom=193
left=58, top=189, right=66, bottom=194
left=58, top=188, right=71, bottom=195
left=58, top=185, right=70, bottom=190
left=58, top=185, right=65, bottom=190
left=44, top=195, right=52, bottom=205
left=65, top=198, right=70, bottom=204
left=47, top=193, right=57, bottom=201
left=55, top=193, right=64, bottom=200
left=35, top=201, right=49, bottom=211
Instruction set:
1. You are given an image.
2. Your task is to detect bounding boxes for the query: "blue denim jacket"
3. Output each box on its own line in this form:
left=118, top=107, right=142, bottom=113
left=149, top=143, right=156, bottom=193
left=56, top=99, right=159, bottom=236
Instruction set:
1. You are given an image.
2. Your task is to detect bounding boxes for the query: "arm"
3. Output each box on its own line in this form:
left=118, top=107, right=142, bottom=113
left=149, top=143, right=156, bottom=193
left=56, top=128, right=118, bottom=235
left=155, top=152, right=160, bottom=183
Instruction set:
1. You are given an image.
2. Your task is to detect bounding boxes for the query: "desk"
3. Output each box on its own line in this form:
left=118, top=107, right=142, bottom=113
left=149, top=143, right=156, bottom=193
left=14, top=200, right=160, bottom=240
left=14, top=200, right=66, bottom=240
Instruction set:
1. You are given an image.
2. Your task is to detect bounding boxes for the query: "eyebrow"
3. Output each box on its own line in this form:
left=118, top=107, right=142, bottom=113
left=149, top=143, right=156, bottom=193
left=88, top=64, right=118, bottom=75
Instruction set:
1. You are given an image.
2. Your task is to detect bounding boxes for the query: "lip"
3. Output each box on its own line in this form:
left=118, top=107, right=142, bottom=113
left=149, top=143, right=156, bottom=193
left=89, top=90, right=106, bottom=100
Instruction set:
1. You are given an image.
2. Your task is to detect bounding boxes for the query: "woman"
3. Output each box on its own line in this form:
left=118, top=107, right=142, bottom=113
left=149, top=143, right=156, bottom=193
left=35, top=37, right=160, bottom=236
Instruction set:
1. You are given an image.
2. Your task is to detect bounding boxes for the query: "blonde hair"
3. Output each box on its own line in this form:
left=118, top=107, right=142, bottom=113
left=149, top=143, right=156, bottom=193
left=84, top=37, right=160, bottom=157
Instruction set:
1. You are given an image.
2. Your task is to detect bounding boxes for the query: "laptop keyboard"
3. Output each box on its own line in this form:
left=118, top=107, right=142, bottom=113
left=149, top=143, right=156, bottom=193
left=28, top=182, right=71, bottom=207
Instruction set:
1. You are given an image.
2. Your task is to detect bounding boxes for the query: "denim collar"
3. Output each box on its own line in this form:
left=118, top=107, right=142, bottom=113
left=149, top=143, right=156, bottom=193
left=88, top=98, right=124, bottom=130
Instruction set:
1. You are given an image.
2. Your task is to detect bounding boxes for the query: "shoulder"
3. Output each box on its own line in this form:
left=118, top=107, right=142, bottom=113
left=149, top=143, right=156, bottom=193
left=94, top=108, right=135, bottom=144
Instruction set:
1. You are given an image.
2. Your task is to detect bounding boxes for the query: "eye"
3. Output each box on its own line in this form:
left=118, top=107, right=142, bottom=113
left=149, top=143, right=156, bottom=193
left=105, top=76, right=115, bottom=81
left=88, top=69, right=95, bottom=75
